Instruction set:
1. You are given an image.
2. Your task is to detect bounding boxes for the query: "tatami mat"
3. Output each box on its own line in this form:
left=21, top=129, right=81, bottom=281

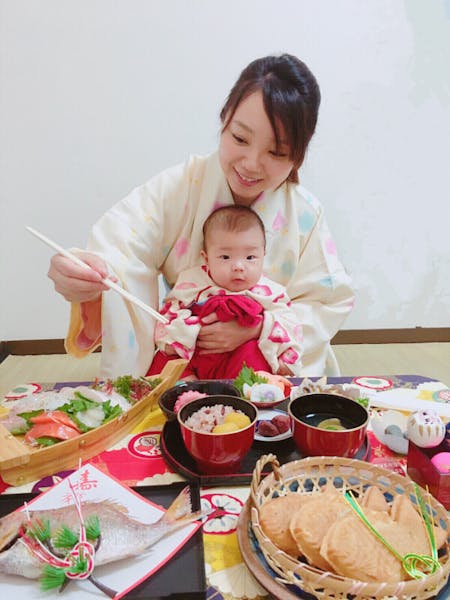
left=1, top=343, right=449, bottom=397
left=333, top=343, right=450, bottom=385
left=0, top=353, right=101, bottom=397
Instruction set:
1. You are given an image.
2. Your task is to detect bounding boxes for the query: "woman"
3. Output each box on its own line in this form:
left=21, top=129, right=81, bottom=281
left=48, top=54, right=354, bottom=378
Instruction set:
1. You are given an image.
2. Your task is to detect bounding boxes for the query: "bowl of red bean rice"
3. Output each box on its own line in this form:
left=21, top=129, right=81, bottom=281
left=159, top=380, right=241, bottom=421
left=177, top=395, right=257, bottom=474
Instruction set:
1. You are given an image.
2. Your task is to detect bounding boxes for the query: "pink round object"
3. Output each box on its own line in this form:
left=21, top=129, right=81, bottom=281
left=158, top=380, right=240, bottom=421
left=431, top=452, right=450, bottom=474
left=174, top=390, right=207, bottom=413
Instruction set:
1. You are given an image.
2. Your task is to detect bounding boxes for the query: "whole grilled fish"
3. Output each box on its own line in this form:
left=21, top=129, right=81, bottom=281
left=0, top=485, right=204, bottom=580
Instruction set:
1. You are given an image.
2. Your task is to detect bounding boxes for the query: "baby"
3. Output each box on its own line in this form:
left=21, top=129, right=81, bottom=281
left=147, top=205, right=303, bottom=379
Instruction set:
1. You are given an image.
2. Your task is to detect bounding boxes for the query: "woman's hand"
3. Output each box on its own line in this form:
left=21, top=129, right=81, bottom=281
left=48, top=251, right=112, bottom=303
left=196, top=313, right=263, bottom=354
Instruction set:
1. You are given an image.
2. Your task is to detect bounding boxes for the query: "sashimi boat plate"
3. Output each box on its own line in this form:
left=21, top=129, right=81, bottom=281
left=0, top=360, right=187, bottom=486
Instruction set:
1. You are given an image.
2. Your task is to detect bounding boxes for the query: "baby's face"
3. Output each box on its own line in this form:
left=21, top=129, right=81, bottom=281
left=203, top=225, right=265, bottom=292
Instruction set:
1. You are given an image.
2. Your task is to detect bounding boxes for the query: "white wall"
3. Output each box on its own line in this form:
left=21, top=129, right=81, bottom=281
left=1, top=0, right=449, bottom=341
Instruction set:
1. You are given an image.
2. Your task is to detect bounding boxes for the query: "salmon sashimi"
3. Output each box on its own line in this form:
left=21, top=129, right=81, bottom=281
left=24, top=422, right=81, bottom=444
left=29, top=411, right=80, bottom=430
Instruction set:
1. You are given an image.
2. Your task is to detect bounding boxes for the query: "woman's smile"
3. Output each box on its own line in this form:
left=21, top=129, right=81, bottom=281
left=234, top=167, right=262, bottom=187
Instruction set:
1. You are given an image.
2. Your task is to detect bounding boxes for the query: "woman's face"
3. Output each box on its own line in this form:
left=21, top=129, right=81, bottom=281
left=219, top=90, right=294, bottom=206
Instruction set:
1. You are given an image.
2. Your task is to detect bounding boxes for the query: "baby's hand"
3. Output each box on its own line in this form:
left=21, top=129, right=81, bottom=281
left=277, top=361, right=293, bottom=376
left=164, top=344, right=178, bottom=356
left=199, top=312, right=219, bottom=326
left=198, top=318, right=255, bottom=354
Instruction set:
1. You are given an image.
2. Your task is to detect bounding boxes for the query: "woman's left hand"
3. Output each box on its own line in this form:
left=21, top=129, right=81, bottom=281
left=197, top=313, right=262, bottom=354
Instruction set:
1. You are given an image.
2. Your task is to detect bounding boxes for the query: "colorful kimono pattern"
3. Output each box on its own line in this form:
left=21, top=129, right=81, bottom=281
left=65, top=152, right=354, bottom=378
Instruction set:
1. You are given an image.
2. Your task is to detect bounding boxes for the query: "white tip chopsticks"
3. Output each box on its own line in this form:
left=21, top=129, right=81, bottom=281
left=26, top=226, right=168, bottom=324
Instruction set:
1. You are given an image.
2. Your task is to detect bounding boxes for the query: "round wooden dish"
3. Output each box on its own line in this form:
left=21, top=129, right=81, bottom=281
left=237, top=500, right=308, bottom=600
left=242, top=454, right=450, bottom=600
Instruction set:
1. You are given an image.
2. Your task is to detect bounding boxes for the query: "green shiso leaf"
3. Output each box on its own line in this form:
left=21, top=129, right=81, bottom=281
left=35, top=436, right=59, bottom=447
left=59, top=394, right=98, bottom=415
left=233, top=363, right=268, bottom=395
left=58, top=394, right=123, bottom=432
left=16, top=409, right=44, bottom=428
left=111, top=375, right=134, bottom=400
left=10, top=424, right=29, bottom=435
left=101, top=400, right=122, bottom=423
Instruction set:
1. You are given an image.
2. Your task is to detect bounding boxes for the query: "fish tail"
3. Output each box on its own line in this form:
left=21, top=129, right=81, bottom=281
left=161, top=486, right=192, bottom=523
left=160, top=486, right=207, bottom=527
left=143, top=486, right=211, bottom=549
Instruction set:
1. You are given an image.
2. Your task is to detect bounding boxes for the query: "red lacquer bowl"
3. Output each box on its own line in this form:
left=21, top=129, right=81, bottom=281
left=178, top=395, right=257, bottom=474
left=288, top=393, right=368, bottom=458
left=159, top=380, right=240, bottom=421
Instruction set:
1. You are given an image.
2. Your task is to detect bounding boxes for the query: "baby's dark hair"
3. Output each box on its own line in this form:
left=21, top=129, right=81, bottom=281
left=203, top=205, right=266, bottom=250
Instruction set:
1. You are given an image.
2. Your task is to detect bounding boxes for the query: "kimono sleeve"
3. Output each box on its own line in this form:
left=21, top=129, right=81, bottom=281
left=65, top=160, right=193, bottom=376
left=154, top=300, right=201, bottom=361
left=256, top=287, right=304, bottom=376
left=286, top=204, right=354, bottom=376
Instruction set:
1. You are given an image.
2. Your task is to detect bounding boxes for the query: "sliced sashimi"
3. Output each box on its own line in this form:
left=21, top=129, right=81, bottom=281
left=29, top=410, right=80, bottom=430
left=24, top=422, right=80, bottom=445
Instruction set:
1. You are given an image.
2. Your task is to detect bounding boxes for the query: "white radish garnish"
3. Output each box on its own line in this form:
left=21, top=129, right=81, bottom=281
left=250, top=383, right=284, bottom=403
left=75, top=406, right=106, bottom=429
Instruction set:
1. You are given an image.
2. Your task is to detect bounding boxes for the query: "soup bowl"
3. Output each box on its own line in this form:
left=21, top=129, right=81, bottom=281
left=159, top=380, right=241, bottom=421
left=288, top=393, right=369, bottom=458
left=178, top=395, right=257, bottom=474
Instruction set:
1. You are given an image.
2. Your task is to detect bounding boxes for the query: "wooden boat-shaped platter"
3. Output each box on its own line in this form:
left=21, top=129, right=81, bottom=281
left=0, top=359, right=187, bottom=486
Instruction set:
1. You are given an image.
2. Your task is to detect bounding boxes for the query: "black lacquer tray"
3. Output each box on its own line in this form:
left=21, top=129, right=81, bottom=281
left=0, top=482, right=206, bottom=600
left=160, top=418, right=370, bottom=486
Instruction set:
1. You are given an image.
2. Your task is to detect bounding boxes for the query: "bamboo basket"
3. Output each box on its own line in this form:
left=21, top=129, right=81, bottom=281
left=249, top=454, right=450, bottom=600
left=0, top=359, right=187, bottom=486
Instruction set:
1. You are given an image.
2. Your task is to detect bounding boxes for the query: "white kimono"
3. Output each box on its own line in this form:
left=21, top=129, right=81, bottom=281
left=66, top=152, right=354, bottom=377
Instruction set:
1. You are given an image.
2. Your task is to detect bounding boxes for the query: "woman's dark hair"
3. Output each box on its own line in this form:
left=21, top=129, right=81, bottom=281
left=220, top=54, right=321, bottom=183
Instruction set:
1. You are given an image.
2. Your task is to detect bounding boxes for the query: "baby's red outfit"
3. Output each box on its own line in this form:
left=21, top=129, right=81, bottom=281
left=146, top=295, right=271, bottom=378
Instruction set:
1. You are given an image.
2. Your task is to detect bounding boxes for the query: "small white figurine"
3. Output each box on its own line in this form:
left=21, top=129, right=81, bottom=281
left=406, top=409, right=446, bottom=448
